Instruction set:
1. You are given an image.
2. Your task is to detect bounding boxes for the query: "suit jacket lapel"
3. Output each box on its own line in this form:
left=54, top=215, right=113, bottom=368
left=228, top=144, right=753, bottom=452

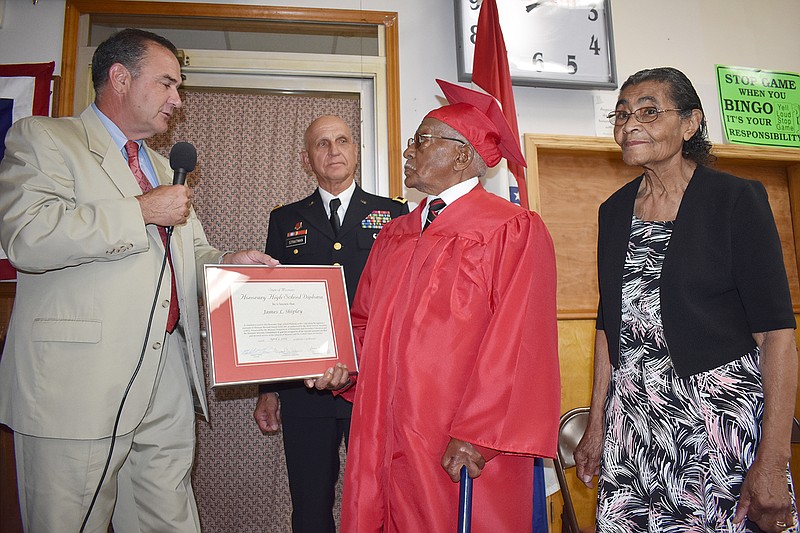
left=170, top=218, right=188, bottom=296
left=82, top=108, right=166, bottom=254
left=340, top=185, right=372, bottom=236
left=607, top=177, right=640, bottom=322
left=300, top=189, right=336, bottom=239
left=85, top=108, right=174, bottom=255
left=81, top=107, right=142, bottom=199
left=145, top=142, right=172, bottom=186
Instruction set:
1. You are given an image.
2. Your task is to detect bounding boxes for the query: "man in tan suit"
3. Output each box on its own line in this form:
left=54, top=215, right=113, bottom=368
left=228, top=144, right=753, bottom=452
left=0, top=29, right=276, bottom=532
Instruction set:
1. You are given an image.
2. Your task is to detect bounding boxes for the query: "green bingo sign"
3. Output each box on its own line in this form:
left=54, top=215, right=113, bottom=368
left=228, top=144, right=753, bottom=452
left=716, top=65, right=800, bottom=148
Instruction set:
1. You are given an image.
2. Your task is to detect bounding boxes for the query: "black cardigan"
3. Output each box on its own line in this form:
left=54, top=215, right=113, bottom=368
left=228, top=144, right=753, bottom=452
left=596, top=165, right=795, bottom=377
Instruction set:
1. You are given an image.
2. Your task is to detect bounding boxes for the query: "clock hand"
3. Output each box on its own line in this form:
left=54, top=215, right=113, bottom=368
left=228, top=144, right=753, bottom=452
left=526, top=1, right=556, bottom=13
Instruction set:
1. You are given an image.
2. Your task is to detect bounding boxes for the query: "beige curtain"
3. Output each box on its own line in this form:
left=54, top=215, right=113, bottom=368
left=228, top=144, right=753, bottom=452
left=150, top=88, right=362, bottom=532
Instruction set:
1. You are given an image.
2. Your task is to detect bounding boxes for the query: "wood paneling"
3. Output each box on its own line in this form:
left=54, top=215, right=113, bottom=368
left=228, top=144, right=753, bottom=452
left=0, top=426, right=21, bottom=533
left=553, top=319, right=598, bottom=531
left=0, top=285, right=13, bottom=340
left=0, top=284, right=21, bottom=533
left=526, top=135, right=800, bottom=318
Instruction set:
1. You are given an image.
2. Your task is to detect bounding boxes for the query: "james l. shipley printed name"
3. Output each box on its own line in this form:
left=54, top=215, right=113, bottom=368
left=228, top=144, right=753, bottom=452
left=261, top=308, right=304, bottom=316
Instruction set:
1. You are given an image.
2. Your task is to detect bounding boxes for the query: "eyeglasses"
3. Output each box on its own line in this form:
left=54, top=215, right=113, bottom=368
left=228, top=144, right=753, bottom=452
left=607, top=106, right=683, bottom=126
left=407, top=132, right=467, bottom=148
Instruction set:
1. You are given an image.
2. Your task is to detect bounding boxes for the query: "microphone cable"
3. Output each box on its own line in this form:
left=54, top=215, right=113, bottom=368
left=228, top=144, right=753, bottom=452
left=78, top=229, right=174, bottom=533
left=79, top=142, right=194, bottom=531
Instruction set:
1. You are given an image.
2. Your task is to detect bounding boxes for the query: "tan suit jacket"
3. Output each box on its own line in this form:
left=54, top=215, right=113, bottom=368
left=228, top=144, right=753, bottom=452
left=0, top=106, right=221, bottom=439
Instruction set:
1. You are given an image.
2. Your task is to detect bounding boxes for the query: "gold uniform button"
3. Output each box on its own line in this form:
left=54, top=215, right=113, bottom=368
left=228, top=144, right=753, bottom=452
left=293, top=249, right=299, bottom=255
left=333, top=242, right=342, bottom=251
left=333, top=262, right=341, bottom=266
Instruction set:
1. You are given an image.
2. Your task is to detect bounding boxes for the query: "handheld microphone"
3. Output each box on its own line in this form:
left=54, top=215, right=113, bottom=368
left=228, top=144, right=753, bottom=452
left=167, top=142, right=197, bottom=236
left=169, top=141, right=197, bottom=186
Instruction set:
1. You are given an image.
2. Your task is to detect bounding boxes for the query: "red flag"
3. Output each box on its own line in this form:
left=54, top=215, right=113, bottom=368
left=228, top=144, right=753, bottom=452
left=471, top=0, right=529, bottom=209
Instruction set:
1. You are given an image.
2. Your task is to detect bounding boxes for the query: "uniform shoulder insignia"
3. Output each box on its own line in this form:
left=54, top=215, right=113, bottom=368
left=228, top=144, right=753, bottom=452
left=271, top=203, right=284, bottom=212
left=392, top=196, right=408, bottom=204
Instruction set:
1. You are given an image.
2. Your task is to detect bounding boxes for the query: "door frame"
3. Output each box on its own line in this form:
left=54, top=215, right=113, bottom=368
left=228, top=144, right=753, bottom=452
left=61, top=0, right=404, bottom=197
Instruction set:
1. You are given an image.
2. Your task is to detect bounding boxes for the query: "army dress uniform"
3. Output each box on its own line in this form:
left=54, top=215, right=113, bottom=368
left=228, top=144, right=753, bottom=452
left=261, top=184, right=407, bottom=532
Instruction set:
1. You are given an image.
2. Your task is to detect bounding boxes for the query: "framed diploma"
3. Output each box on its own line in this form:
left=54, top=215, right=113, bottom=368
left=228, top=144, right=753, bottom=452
left=203, top=264, right=357, bottom=387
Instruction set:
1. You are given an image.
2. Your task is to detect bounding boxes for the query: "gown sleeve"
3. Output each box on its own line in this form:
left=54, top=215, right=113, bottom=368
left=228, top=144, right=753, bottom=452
left=448, top=212, right=561, bottom=457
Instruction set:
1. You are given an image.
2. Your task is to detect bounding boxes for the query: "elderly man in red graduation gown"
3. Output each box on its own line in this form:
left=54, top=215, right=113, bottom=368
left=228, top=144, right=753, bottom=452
left=313, top=80, right=560, bottom=532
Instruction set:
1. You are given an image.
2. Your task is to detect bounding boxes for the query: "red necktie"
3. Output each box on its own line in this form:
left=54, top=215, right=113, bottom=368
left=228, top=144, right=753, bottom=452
left=125, top=141, right=180, bottom=333
left=424, top=197, right=446, bottom=231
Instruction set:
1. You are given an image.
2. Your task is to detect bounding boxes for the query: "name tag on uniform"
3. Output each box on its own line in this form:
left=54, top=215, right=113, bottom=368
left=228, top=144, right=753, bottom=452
left=286, top=228, right=307, bottom=247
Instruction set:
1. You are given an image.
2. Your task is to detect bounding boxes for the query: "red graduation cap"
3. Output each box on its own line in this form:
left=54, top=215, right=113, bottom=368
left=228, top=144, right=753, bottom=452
left=424, top=79, right=526, bottom=168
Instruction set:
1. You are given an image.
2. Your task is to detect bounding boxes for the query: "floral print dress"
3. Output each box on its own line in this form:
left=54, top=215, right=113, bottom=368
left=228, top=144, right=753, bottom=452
left=596, top=215, right=797, bottom=532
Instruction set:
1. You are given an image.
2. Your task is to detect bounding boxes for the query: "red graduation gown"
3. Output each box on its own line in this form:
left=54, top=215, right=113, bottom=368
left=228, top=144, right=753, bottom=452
left=341, top=185, right=560, bottom=532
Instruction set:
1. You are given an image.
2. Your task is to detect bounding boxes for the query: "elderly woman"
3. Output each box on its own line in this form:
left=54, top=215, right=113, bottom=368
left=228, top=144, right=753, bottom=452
left=574, top=66, right=798, bottom=532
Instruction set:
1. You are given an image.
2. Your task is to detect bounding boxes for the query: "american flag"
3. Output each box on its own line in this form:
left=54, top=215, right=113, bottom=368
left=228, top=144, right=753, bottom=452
left=471, top=0, right=529, bottom=208
left=0, top=61, right=55, bottom=280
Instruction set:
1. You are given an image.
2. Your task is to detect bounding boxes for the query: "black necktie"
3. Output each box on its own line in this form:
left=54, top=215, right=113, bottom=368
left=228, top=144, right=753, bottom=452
left=424, top=197, right=446, bottom=231
left=329, top=198, right=342, bottom=235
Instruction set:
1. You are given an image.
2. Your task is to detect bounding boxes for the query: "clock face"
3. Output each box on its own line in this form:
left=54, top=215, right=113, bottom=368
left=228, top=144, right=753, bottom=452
left=455, top=0, right=617, bottom=89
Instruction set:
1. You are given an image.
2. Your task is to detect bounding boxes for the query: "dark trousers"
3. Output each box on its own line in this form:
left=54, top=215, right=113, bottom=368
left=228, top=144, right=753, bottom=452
left=282, top=416, right=351, bottom=533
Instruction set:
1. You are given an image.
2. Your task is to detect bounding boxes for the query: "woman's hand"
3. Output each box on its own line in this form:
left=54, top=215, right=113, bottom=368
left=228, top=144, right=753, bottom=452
left=573, top=423, right=604, bottom=488
left=574, top=330, right=613, bottom=489
left=733, top=457, right=794, bottom=532
left=735, top=328, right=799, bottom=532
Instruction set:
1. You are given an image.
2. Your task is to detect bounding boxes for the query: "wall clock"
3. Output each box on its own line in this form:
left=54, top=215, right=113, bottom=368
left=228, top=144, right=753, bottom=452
left=455, top=0, right=617, bottom=89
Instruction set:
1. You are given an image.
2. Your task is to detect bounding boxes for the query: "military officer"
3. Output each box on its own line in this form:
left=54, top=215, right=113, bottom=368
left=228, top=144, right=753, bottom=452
left=253, top=115, right=407, bottom=533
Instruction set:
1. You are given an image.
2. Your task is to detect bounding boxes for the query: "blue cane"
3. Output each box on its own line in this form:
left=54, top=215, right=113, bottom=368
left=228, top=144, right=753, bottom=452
left=458, top=465, right=473, bottom=533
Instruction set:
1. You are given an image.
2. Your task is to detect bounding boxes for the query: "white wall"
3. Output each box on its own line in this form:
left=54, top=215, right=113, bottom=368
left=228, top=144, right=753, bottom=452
left=1, top=0, right=799, bottom=149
